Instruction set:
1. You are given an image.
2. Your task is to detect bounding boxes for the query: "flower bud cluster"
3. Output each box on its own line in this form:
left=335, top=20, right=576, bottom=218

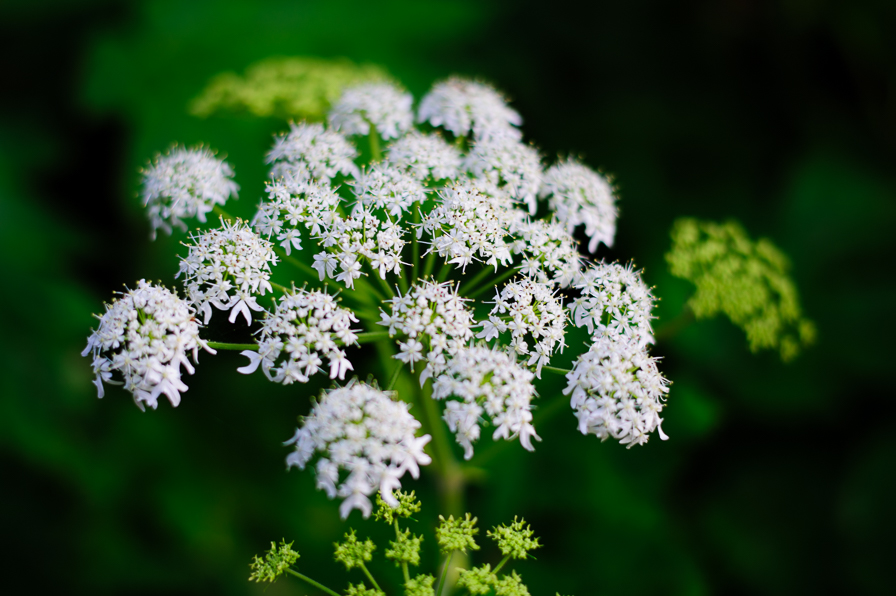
left=564, top=335, right=669, bottom=448
left=478, top=279, right=567, bottom=377
left=82, top=280, right=213, bottom=410
left=177, top=219, right=277, bottom=324
left=141, top=146, right=239, bottom=239
left=238, top=288, right=359, bottom=384
left=284, top=381, right=432, bottom=519
left=432, top=345, right=539, bottom=460
left=569, top=262, right=655, bottom=348
left=378, top=281, right=476, bottom=380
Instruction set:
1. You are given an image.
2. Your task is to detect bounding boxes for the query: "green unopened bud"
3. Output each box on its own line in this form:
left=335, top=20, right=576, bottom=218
left=488, top=517, right=541, bottom=560
left=374, top=490, right=422, bottom=524
left=386, top=528, right=423, bottom=567
left=456, top=564, right=496, bottom=595
left=334, top=530, right=376, bottom=570
left=404, top=573, right=436, bottom=596
left=494, top=570, right=530, bottom=596
left=435, top=513, right=480, bottom=554
left=248, top=539, right=300, bottom=582
left=344, top=582, right=384, bottom=596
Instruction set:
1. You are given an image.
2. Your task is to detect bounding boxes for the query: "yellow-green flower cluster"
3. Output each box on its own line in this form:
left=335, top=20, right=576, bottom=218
left=487, top=517, right=541, bottom=560
left=666, top=218, right=816, bottom=361
left=334, top=530, right=377, bottom=570
left=248, top=539, right=299, bottom=582
left=435, top=513, right=480, bottom=554
left=190, top=56, right=390, bottom=120
left=374, top=490, right=422, bottom=524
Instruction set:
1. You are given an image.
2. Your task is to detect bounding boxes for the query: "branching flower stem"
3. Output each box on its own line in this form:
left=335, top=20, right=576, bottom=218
left=284, top=568, right=341, bottom=596
left=465, top=266, right=520, bottom=299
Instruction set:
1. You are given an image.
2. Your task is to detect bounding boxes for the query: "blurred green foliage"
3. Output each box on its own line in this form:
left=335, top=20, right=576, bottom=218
left=1, top=1, right=895, bottom=595
left=666, top=218, right=816, bottom=361
left=190, top=56, right=390, bottom=121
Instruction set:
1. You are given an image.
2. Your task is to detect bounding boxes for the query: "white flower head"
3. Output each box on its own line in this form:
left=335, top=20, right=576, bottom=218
left=465, top=137, right=543, bottom=215
left=477, top=278, right=567, bottom=377
left=177, top=218, right=278, bottom=325
left=353, top=162, right=428, bottom=219
left=385, top=131, right=463, bottom=181
left=509, top=217, right=582, bottom=288
left=267, top=122, right=360, bottom=183
left=540, top=159, right=618, bottom=252
left=564, top=335, right=669, bottom=448
left=379, top=280, right=476, bottom=380
left=418, top=77, right=522, bottom=141
left=328, top=82, right=414, bottom=140
left=284, top=381, right=432, bottom=518
left=420, top=184, right=516, bottom=273
left=252, top=175, right=342, bottom=256
left=141, top=146, right=239, bottom=239
left=82, top=280, right=215, bottom=410
left=433, top=345, right=540, bottom=460
left=238, top=287, right=359, bottom=384
left=569, top=262, right=656, bottom=347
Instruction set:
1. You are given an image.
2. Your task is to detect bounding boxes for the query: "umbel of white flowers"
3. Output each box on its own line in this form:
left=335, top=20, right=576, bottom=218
left=86, top=76, right=670, bottom=518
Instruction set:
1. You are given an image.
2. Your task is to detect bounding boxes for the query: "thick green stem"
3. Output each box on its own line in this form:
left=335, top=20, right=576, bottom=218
left=465, top=266, right=519, bottom=300
left=270, top=281, right=291, bottom=294
left=422, top=245, right=438, bottom=280
left=358, top=562, right=382, bottom=593
left=369, top=130, right=382, bottom=162
left=386, top=361, right=405, bottom=391
left=395, top=519, right=410, bottom=583
left=541, top=365, right=571, bottom=376
left=285, top=569, right=341, bottom=596
left=436, top=552, right=453, bottom=596
left=457, top=265, right=495, bottom=297
left=206, top=341, right=257, bottom=351
left=273, top=246, right=319, bottom=282
left=493, top=554, right=512, bottom=574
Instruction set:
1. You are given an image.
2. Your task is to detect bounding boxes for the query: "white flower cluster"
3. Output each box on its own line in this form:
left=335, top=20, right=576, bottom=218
left=417, top=77, right=523, bottom=141
left=353, top=162, right=427, bottom=218
left=432, top=345, right=539, bottom=460
left=421, top=184, right=515, bottom=272
left=540, top=159, right=618, bottom=252
left=82, top=280, right=214, bottom=409
left=378, top=281, right=476, bottom=381
left=465, top=138, right=542, bottom=214
left=177, top=219, right=278, bottom=324
left=510, top=217, right=582, bottom=288
left=564, top=335, right=669, bottom=448
left=267, top=122, right=360, bottom=182
left=385, top=131, right=462, bottom=181
left=478, top=279, right=567, bottom=377
left=284, top=381, right=432, bottom=519
left=314, top=205, right=408, bottom=287
left=141, top=146, right=239, bottom=239
left=569, top=262, right=655, bottom=347
left=328, top=82, right=414, bottom=140
left=253, top=176, right=342, bottom=255
left=238, top=288, right=359, bottom=384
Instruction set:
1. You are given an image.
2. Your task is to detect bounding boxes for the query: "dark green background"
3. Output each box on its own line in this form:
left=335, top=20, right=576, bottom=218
left=2, top=1, right=894, bottom=594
